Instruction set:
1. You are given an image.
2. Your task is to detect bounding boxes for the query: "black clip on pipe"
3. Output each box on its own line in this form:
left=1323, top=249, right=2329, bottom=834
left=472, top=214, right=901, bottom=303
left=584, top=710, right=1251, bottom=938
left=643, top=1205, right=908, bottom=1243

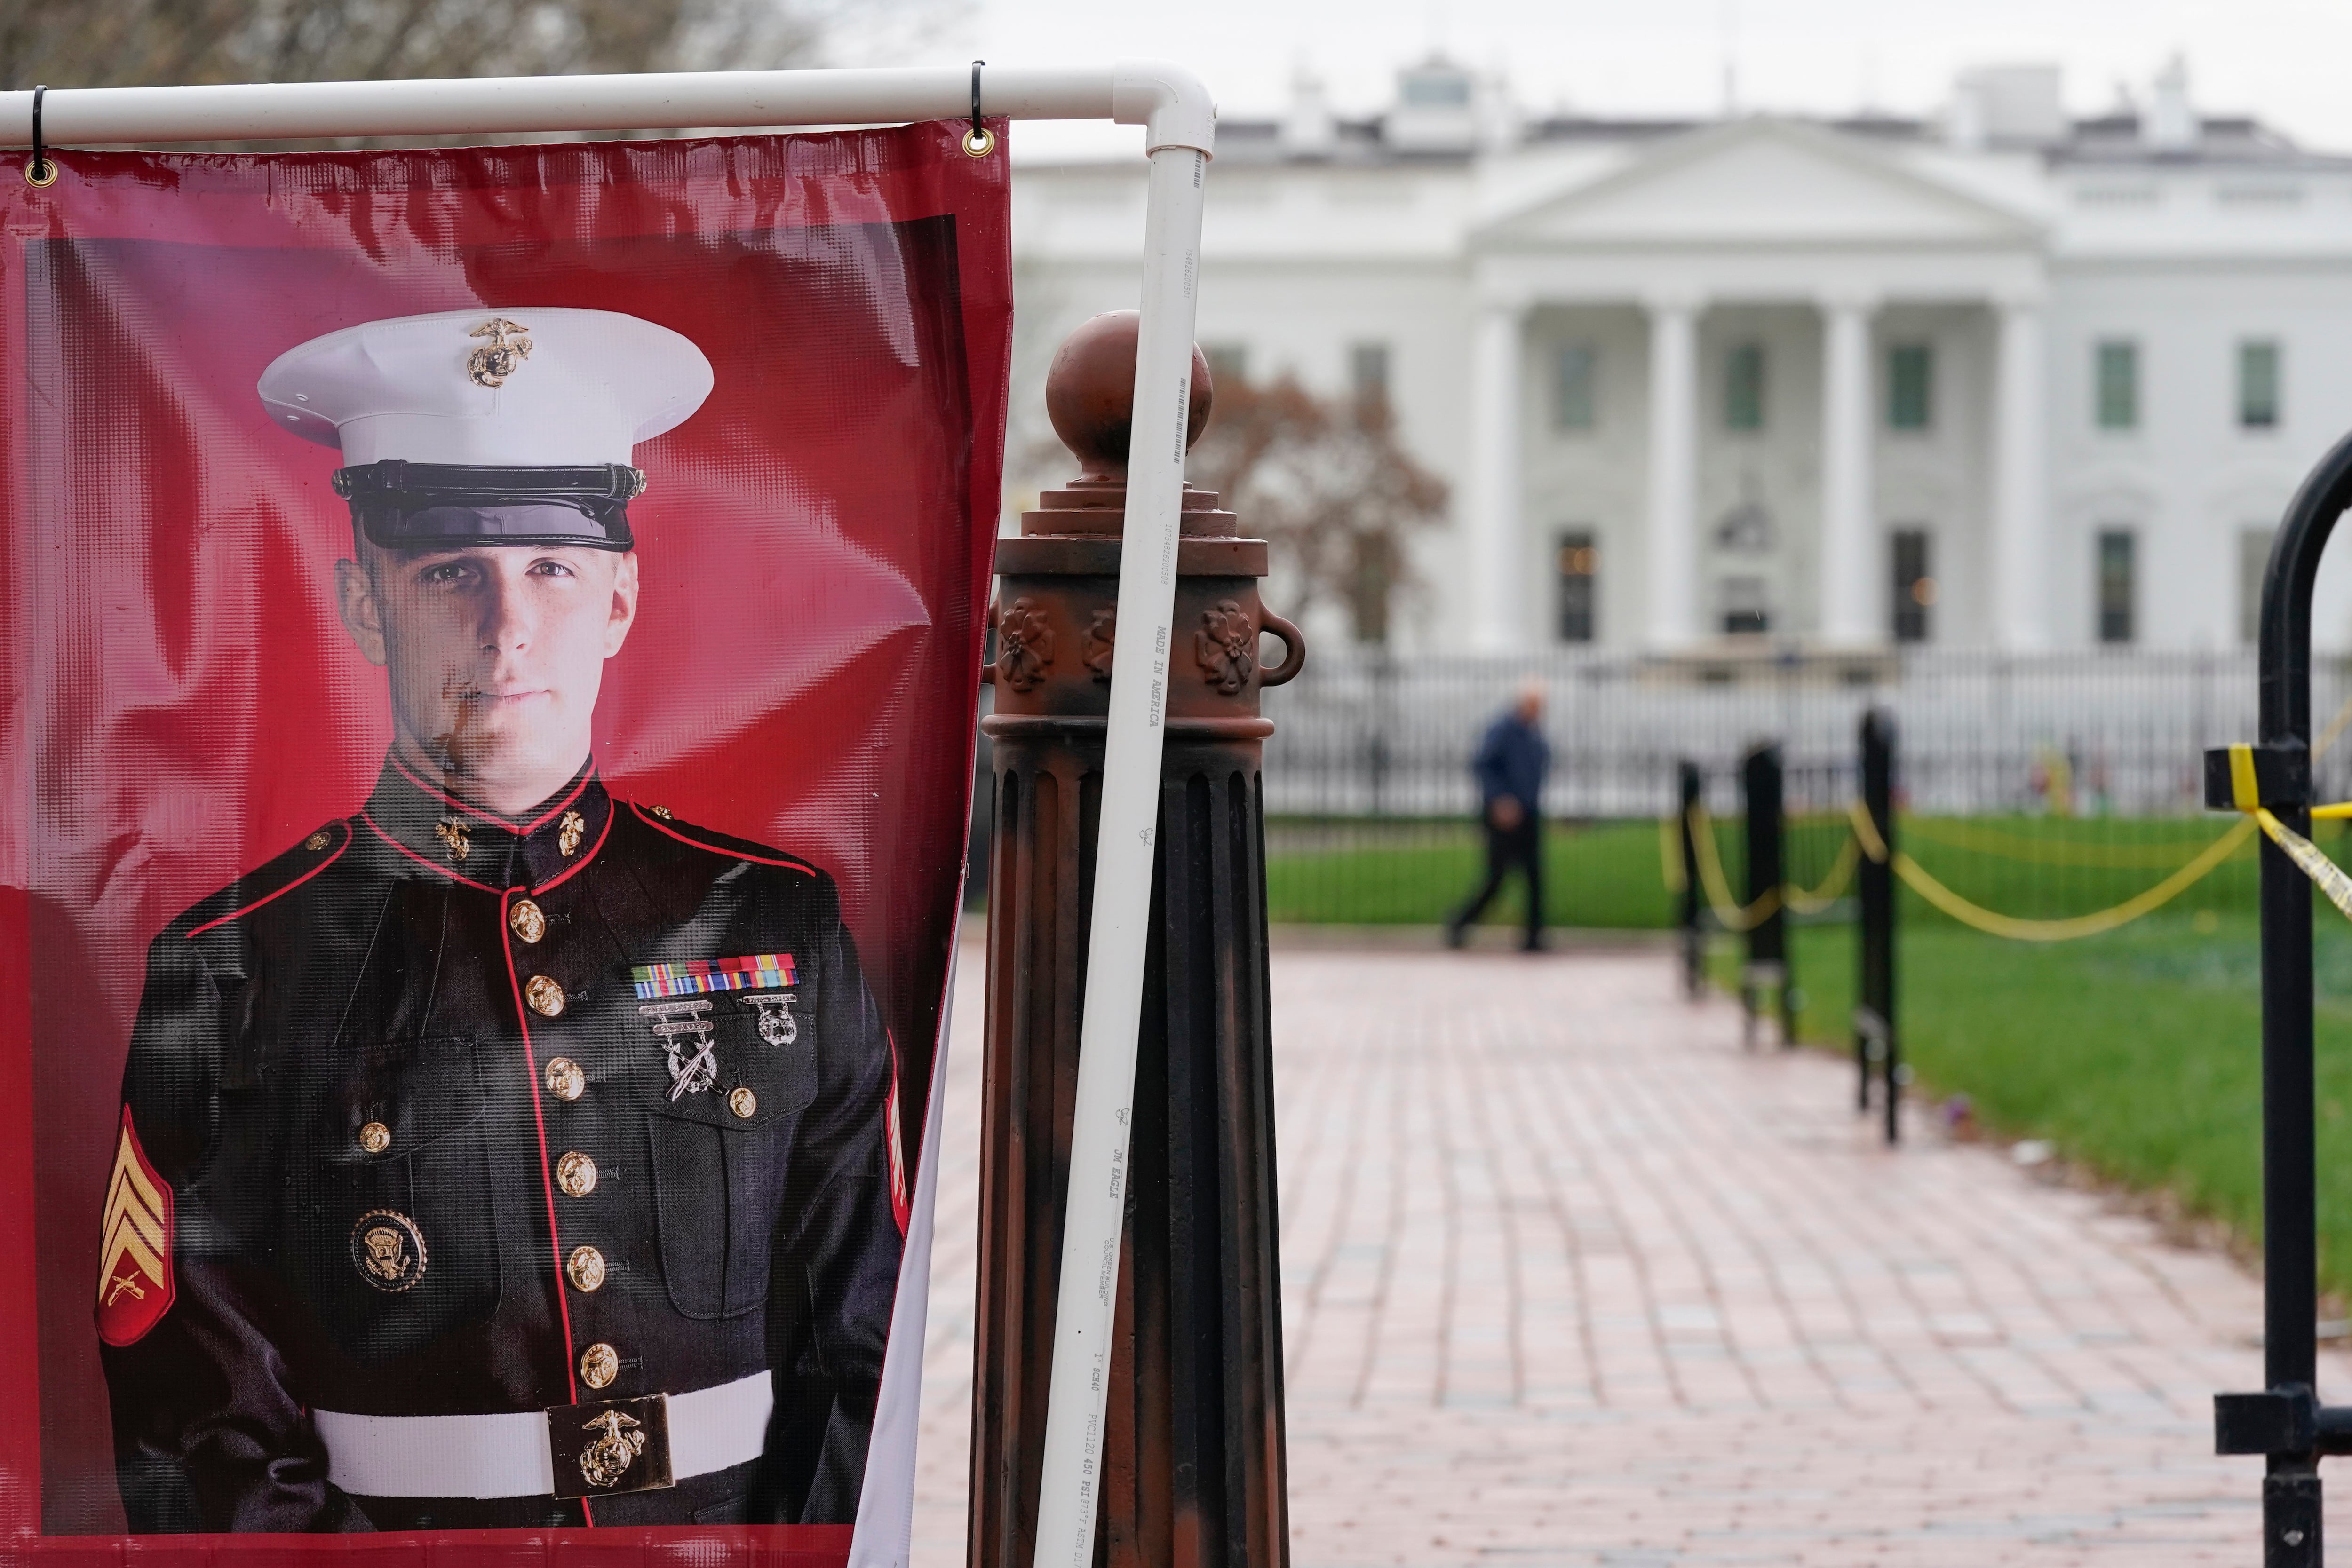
left=964, top=61, right=993, bottom=158
left=2213, top=420, right=2352, bottom=1567
left=25, top=85, right=53, bottom=189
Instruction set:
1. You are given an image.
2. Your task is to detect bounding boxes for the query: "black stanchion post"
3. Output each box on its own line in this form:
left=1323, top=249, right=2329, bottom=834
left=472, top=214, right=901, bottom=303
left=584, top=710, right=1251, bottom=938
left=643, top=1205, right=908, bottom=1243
left=1740, top=743, right=1790, bottom=1049
left=1856, top=710, right=1898, bottom=1143
left=2206, top=427, right=2352, bottom=1568
left=1678, top=761, right=1703, bottom=998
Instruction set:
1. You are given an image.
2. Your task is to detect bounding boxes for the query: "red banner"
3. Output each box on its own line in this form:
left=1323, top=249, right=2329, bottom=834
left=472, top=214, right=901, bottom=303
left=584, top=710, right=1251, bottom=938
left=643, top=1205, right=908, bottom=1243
left=0, top=120, right=1009, bottom=1558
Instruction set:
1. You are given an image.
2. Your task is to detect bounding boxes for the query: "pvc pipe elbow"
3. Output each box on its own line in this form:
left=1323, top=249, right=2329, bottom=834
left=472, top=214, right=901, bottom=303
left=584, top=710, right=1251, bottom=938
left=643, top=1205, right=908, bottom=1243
left=1112, top=61, right=1215, bottom=158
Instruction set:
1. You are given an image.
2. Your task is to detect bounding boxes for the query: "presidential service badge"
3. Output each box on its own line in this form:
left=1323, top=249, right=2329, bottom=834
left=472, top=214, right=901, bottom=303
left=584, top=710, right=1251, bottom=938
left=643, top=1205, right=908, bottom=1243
left=95, top=1107, right=173, bottom=1346
left=350, top=1210, right=428, bottom=1292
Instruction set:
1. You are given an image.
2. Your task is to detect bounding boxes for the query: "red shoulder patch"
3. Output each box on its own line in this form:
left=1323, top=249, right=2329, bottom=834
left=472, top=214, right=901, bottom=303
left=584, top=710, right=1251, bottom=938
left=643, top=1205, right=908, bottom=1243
left=96, top=1106, right=174, bottom=1347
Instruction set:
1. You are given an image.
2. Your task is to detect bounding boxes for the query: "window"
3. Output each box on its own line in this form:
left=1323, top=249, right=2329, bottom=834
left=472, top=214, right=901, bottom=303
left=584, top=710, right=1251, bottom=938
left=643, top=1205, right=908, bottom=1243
left=1888, top=344, right=1932, bottom=430
left=1349, top=341, right=1391, bottom=408
left=2098, top=530, right=2136, bottom=643
left=1722, top=576, right=1769, bottom=635
left=1724, top=342, right=1765, bottom=431
left=2241, top=526, right=2274, bottom=643
left=1552, top=343, right=1597, bottom=431
left=1556, top=531, right=1598, bottom=642
left=2096, top=340, right=2138, bottom=430
left=2241, top=340, right=2281, bottom=429
left=1891, top=528, right=1933, bottom=643
left=1202, top=341, right=1249, bottom=387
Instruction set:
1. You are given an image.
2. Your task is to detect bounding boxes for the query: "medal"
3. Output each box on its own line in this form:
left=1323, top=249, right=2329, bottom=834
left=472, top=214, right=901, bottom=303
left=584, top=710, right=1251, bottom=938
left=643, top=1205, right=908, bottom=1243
left=746, top=993, right=797, bottom=1047
left=637, top=999, right=717, bottom=1100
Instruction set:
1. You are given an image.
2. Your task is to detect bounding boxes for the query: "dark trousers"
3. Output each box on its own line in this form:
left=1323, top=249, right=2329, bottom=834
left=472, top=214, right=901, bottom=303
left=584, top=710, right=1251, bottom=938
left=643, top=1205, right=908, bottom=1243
left=1450, top=817, right=1544, bottom=947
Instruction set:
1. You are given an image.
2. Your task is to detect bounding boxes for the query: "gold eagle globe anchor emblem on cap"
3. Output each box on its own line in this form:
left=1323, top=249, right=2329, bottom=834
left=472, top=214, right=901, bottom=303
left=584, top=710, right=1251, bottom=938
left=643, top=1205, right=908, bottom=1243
left=466, top=317, right=533, bottom=388
left=579, top=1409, right=647, bottom=1489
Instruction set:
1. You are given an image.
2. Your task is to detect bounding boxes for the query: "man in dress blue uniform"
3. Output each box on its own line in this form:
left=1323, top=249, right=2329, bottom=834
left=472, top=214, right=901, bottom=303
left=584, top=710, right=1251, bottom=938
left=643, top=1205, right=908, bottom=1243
left=95, top=309, right=907, bottom=1532
left=1446, top=678, right=1552, bottom=952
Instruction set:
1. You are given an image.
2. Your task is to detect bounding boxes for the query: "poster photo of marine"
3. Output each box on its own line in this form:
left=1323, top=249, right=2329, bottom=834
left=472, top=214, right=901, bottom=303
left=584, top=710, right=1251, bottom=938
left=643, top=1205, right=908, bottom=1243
left=1, top=125, right=1009, bottom=1547
left=97, top=306, right=906, bottom=1531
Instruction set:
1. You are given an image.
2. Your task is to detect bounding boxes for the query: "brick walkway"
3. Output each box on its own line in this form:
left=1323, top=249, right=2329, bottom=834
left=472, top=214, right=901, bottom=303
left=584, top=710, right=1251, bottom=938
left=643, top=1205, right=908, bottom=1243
left=910, top=940, right=2339, bottom=1565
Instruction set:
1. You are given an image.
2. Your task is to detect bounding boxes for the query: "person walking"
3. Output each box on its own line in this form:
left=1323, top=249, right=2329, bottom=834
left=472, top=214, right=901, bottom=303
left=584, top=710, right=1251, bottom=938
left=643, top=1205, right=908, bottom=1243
left=1447, top=679, right=1551, bottom=951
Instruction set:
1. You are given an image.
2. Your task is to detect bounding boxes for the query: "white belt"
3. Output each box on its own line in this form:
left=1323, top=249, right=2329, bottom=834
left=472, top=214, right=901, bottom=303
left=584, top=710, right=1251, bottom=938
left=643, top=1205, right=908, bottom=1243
left=314, top=1371, right=773, bottom=1499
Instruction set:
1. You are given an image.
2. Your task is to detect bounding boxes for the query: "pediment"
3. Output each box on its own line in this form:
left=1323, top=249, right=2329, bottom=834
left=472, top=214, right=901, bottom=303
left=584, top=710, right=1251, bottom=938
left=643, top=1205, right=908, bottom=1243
left=1484, top=120, right=2040, bottom=249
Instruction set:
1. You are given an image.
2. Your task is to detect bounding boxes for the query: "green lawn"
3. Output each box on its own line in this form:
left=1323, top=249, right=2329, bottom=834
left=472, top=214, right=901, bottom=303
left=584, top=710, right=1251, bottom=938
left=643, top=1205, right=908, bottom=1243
left=1266, top=811, right=2352, bottom=1296
left=1264, top=811, right=2288, bottom=930
left=1720, top=910, right=2352, bottom=1299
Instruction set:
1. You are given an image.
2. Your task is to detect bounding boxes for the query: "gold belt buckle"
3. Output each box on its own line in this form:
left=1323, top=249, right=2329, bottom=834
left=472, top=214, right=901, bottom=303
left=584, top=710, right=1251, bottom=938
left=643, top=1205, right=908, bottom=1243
left=547, top=1391, right=675, bottom=1498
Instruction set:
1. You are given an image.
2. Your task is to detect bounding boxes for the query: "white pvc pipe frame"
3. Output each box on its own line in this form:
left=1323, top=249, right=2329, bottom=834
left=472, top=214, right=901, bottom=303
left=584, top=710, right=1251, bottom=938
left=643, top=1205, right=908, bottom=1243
left=4, top=62, right=1212, bottom=1568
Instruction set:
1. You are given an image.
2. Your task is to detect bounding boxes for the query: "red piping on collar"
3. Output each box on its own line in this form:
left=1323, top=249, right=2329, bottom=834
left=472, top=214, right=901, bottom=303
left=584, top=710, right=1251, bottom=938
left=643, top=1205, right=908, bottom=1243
left=387, top=754, right=595, bottom=835
left=529, top=800, right=615, bottom=895
left=359, top=812, right=502, bottom=894
left=186, top=824, right=353, bottom=939
left=628, top=802, right=819, bottom=873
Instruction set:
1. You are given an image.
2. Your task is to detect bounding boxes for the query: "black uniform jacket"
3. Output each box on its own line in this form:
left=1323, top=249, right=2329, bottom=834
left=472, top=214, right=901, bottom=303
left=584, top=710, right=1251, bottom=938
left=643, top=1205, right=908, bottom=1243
left=98, top=758, right=906, bottom=1533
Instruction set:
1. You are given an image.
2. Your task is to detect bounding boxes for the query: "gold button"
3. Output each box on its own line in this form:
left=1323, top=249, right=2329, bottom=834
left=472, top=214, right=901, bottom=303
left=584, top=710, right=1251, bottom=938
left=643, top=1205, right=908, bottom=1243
left=580, top=1342, right=619, bottom=1390
left=556, top=1150, right=598, bottom=1198
left=524, top=975, right=566, bottom=1017
left=357, top=1121, right=391, bottom=1155
left=509, top=898, right=546, bottom=944
left=728, top=1087, right=758, bottom=1120
left=306, top=830, right=332, bottom=852
left=566, top=1244, right=606, bottom=1293
left=544, top=1057, right=585, bottom=1101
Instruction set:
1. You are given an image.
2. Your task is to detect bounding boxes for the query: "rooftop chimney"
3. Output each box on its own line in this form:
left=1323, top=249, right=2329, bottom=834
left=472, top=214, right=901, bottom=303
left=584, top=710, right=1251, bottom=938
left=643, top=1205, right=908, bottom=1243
left=2145, top=55, right=2196, bottom=152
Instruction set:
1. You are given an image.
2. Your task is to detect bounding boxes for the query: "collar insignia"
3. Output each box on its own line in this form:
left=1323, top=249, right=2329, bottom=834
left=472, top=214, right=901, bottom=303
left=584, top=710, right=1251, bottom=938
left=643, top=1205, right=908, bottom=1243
left=559, top=808, right=586, bottom=857
left=434, top=819, right=471, bottom=862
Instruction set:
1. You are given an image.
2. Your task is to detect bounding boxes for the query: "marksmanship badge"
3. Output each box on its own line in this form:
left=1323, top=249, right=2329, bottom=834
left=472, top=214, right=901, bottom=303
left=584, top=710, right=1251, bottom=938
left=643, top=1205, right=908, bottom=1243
left=746, top=992, right=797, bottom=1047
left=637, top=998, right=717, bottom=1100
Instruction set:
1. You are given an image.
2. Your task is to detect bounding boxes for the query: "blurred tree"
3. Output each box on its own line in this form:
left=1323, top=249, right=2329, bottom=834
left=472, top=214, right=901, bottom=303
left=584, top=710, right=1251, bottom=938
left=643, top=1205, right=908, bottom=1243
left=1190, top=373, right=1447, bottom=647
left=0, top=0, right=924, bottom=90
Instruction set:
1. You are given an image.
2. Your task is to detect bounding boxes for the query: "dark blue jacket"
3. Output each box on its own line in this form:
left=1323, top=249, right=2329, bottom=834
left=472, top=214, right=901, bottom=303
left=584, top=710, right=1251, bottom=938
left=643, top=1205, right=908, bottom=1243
left=1472, top=711, right=1550, bottom=816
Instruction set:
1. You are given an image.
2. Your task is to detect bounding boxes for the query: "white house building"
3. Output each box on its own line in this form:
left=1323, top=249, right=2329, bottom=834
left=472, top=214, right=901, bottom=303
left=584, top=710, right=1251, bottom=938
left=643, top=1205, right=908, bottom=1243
left=1008, top=59, right=2352, bottom=655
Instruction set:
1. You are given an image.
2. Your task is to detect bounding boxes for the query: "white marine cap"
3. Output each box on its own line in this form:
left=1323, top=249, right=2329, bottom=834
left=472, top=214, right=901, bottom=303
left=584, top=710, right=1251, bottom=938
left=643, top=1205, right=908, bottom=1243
left=257, top=307, right=714, bottom=468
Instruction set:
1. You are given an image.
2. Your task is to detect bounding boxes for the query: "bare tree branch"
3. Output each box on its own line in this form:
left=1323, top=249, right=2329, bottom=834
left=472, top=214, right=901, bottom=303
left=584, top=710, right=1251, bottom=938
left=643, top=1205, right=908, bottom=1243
left=1192, top=376, right=1448, bottom=647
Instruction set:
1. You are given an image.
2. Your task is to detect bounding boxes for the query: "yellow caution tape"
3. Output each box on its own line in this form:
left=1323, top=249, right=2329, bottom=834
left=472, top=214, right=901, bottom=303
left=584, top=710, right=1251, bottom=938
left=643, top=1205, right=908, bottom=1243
left=2225, top=743, right=2352, bottom=925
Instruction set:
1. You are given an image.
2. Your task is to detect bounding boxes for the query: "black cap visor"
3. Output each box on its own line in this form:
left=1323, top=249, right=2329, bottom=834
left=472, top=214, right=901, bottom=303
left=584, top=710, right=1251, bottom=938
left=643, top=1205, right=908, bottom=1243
left=336, top=461, right=641, bottom=552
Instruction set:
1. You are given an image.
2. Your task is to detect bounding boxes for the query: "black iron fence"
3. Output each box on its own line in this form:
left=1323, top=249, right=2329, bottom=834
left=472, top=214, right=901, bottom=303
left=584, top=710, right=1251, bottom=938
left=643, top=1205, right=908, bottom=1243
left=1255, top=646, right=2352, bottom=929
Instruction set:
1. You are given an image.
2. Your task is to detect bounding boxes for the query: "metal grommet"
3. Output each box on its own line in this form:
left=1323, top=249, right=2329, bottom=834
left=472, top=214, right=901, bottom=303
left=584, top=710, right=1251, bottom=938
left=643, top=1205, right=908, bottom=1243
left=24, top=83, right=53, bottom=188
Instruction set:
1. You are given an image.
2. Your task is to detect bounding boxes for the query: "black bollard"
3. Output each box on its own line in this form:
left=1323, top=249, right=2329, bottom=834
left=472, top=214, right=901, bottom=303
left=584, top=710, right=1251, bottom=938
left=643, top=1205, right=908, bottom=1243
left=1740, top=743, right=1792, bottom=1049
left=1678, top=761, right=1703, bottom=999
left=1856, top=710, right=1898, bottom=1143
left=2206, top=429, right=2352, bottom=1568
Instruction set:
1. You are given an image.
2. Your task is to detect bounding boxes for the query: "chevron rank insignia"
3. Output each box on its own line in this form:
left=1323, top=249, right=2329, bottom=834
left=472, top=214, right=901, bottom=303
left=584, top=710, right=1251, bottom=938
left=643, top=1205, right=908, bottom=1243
left=95, top=1106, right=174, bottom=1347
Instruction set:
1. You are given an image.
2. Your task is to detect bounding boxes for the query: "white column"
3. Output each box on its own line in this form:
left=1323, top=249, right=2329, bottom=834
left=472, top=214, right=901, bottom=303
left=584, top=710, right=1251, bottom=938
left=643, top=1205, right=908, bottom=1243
left=1991, top=295, right=2050, bottom=650
left=1817, top=294, right=1879, bottom=646
left=1466, top=298, right=1526, bottom=651
left=1645, top=294, right=1703, bottom=648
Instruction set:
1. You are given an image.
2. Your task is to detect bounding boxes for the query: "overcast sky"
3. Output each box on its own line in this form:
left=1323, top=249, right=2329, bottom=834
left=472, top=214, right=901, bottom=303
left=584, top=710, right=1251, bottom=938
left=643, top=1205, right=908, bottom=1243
left=946, top=0, right=2352, bottom=161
